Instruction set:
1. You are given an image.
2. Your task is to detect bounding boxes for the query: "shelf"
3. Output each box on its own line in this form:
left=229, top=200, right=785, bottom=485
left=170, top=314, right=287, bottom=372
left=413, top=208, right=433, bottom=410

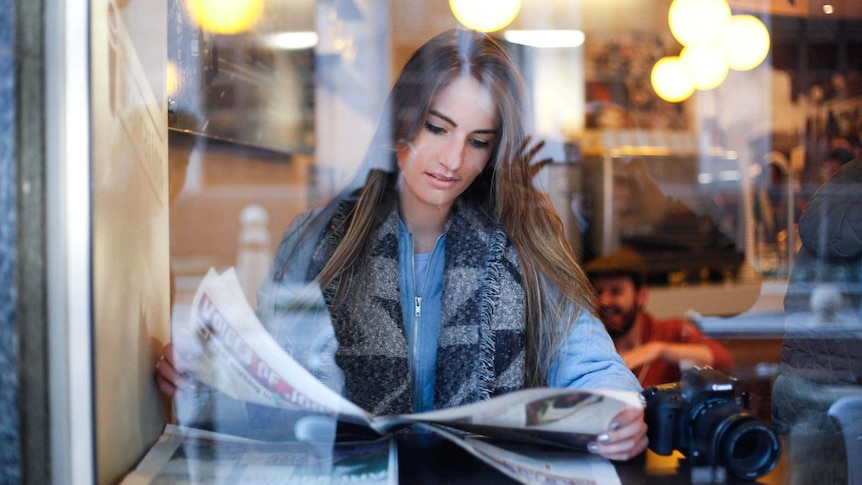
left=645, top=278, right=763, bottom=319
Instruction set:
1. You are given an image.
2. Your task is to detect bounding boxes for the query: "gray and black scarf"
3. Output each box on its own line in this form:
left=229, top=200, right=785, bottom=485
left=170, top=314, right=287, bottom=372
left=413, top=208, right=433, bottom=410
left=310, top=198, right=527, bottom=416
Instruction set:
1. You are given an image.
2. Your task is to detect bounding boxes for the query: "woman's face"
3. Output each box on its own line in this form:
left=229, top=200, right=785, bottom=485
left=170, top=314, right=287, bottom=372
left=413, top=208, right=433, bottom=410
left=396, top=74, right=499, bottom=217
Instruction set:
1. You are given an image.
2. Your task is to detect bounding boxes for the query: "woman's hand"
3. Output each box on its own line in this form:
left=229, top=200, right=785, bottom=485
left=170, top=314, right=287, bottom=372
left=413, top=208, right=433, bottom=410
left=587, top=406, right=649, bottom=461
left=154, top=342, right=195, bottom=398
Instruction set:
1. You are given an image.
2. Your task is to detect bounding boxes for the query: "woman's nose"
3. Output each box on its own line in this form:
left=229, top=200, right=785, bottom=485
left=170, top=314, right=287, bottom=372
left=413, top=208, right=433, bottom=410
left=440, top=138, right=464, bottom=171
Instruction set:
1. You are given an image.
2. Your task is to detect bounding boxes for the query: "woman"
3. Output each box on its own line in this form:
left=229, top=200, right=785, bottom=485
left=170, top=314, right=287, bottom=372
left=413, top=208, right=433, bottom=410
left=157, top=28, right=647, bottom=461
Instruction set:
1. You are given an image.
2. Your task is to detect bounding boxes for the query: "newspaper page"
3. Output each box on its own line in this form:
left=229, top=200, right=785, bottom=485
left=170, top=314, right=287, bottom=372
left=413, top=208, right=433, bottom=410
left=376, top=387, right=642, bottom=449
left=178, top=268, right=642, bottom=442
left=175, top=268, right=369, bottom=420
left=422, top=423, right=622, bottom=485
left=121, top=424, right=397, bottom=485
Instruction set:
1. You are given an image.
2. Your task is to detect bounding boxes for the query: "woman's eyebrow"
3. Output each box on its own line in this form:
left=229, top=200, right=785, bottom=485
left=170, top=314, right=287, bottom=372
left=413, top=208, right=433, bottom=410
left=429, top=109, right=457, bottom=126
left=429, top=109, right=499, bottom=135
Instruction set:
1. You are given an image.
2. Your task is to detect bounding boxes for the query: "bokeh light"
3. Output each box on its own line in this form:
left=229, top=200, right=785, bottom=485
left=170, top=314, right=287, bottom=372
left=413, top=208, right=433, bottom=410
left=668, top=0, right=731, bottom=47
left=722, top=15, right=770, bottom=71
left=651, top=56, right=696, bottom=103
left=185, top=0, right=264, bottom=35
left=449, top=0, right=522, bottom=33
left=680, top=44, right=729, bottom=90
left=166, top=61, right=178, bottom=97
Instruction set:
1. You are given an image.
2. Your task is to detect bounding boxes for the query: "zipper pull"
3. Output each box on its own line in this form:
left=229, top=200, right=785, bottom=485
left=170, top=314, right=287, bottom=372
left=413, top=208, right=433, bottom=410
left=414, top=296, right=422, bottom=317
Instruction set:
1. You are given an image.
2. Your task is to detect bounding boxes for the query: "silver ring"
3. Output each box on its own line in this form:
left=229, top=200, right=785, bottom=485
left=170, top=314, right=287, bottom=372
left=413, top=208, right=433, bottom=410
left=155, top=355, right=166, bottom=371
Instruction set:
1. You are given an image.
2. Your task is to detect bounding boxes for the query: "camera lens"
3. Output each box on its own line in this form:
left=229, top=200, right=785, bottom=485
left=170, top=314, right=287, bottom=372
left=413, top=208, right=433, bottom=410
left=720, top=418, right=781, bottom=480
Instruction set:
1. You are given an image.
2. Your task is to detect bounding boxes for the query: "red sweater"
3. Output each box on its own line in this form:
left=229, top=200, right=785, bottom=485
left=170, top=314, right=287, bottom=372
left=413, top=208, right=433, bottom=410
left=634, top=312, right=735, bottom=388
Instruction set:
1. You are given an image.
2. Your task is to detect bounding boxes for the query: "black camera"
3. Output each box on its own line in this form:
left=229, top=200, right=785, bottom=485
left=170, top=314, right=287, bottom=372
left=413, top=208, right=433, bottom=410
left=642, top=367, right=781, bottom=481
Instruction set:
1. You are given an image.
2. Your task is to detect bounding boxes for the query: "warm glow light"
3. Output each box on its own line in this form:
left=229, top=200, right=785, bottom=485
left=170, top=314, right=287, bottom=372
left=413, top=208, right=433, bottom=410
left=651, top=56, right=695, bottom=103
left=722, top=15, right=770, bottom=71
left=502, top=30, right=585, bottom=48
left=668, top=0, right=731, bottom=46
left=166, top=61, right=178, bottom=97
left=823, top=4, right=834, bottom=14
left=185, top=0, right=263, bottom=34
left=680, top=45, right=729, bottom=90
left=449, top=0, right=522, bottom=33
left=263, top=31, right=319, bottom=50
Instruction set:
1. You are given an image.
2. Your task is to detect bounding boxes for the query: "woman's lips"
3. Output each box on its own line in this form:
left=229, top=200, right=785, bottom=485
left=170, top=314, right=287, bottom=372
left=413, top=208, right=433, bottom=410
left=424, top=171, right=459, bottom=188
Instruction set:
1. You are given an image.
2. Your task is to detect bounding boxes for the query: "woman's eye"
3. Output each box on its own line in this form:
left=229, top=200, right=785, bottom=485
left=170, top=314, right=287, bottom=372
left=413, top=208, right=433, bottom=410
left=469, top=138, right=491, bottom=149
left=424, top=121, right=445, bottom=134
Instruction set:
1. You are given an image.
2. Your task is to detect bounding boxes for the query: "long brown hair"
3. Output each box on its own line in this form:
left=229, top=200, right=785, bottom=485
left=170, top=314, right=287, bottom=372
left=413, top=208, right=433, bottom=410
left=312, top=29, right=594, bottom=387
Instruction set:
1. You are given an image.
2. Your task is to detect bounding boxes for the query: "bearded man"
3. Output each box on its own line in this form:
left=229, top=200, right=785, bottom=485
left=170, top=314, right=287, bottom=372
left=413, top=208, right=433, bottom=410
left=584, top=248, right=735, bottom=387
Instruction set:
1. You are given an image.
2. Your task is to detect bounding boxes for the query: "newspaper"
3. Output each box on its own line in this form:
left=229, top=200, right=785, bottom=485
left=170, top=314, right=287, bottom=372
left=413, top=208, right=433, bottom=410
left=122, top=424, right=619, bottom=485
left=428, top=425, right=622, bottom=485
left=171, top=268, right=642, bottom=484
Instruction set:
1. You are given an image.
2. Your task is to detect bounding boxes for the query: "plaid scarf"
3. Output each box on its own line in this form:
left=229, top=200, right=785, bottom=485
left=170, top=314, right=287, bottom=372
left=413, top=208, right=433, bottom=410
left=311, top=199, right=527, bottom=415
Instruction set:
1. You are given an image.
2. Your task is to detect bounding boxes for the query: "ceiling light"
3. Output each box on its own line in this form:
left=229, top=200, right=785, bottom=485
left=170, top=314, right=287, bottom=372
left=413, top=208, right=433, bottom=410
left=502, top=30, right=585, bottom=48
left=449, top=0, right=522, bottom=33
left=651, top=56, right=695, bottom=103
left=680, top=44, right=729, bottom=90
left=722, top=15, right=770, bottom=71
left=263, top=32, right=319, bottom=50
left=668, top=0, right=731, bottom=47
left=184, top=0, right=263, bottom=34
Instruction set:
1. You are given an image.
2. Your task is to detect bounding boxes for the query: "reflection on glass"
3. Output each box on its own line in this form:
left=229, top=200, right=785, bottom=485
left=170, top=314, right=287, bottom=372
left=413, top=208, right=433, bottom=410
left=150, top=1, right=862, bottom=483
left=160, top=30, right=648, bottom=478
left=168, top=0, right=315, bottom=153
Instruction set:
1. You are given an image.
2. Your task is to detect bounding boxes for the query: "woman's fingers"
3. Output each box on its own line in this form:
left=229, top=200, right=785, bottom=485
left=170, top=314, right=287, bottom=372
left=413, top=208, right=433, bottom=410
left=518, top=137, right=552, bottom=179
left=155, top=342, right=195, bottom=396
left=594, top=434, right=649, bottom=461
left=587, top=407, right=649, bottom=460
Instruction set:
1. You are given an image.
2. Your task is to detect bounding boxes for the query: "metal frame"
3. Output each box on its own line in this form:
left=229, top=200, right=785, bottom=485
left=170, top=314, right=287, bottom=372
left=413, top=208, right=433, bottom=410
left=45, top=0, right=94, bottom=482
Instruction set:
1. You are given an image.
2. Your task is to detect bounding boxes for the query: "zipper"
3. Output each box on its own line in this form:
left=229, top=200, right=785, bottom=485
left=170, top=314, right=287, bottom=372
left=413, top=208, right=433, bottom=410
left=410, top=275, right=424, bottom=411
left=410, top=234, right=443, bottom=413
left=410, top=240, right=422, bottom=411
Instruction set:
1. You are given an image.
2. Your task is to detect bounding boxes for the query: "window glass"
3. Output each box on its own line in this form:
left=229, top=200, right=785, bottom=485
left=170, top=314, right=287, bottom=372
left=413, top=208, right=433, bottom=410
left=111, top=0, right=862, bottom=482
